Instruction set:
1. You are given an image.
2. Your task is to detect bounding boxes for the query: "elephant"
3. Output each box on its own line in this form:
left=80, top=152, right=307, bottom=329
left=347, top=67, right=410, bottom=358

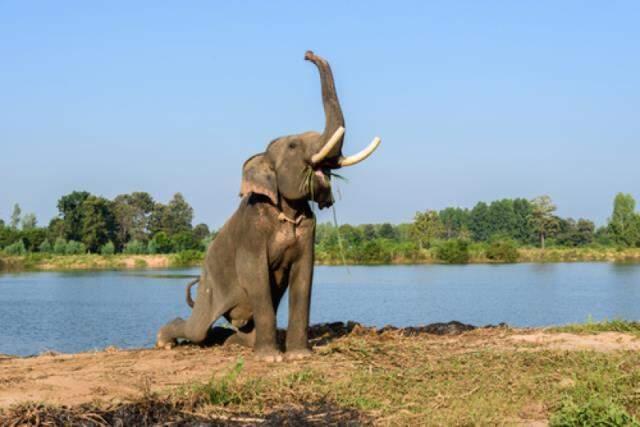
left=156, top=51, right=381, bottom=361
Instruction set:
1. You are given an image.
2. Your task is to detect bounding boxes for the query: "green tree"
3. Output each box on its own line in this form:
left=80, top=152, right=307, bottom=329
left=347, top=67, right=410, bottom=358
left=439, top=207, right=470, bottom=239
left=57, top=191, right=91, bottom=241
left=149, top=231, right=174, bottom=253
left=528, top=195, right=559, bottom=250
left=512, top=198, right=534, bottom=243
left=163, top=193, right=194, bottom=235
left=608, top=193, right=640, bottom=247
left=192, top=223, right=211, bottom=242
left=148, top=202, right=167, bottom=236
left=362, top=224, right=377, bottom=241
left=411, top=210, right=444, bottom=249
left=113, top=192, right=155, bottom=245
left=80, top=196, right=117, bottom=253
left=469, top=202, right=491, bottom=241
left=21, top=213, right=37, bottom=230
left=47, top=217, right=65, bottom=242
left=378, top=223, right=397, bottom=240
left=10, top=204, right=21, bottom=229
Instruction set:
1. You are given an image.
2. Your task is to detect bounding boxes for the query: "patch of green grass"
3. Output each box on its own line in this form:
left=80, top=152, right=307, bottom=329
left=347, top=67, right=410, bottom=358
left=551, top=396, right=639, bottom=426
left=190, top=358, right=246, bottom=405
left=550, top=318, right=640, bottom=335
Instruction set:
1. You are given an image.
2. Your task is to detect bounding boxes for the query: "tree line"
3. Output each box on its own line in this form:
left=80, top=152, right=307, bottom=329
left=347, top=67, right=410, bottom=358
left=0, top=191, right=213, bottom=256
left=315, top=193, right=640, bottom=264
left=2, top=192, right=640, bottom=262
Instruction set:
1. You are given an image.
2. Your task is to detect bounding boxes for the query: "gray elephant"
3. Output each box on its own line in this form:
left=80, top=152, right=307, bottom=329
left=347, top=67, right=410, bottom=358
left=156, top=51, right=381, bottom=361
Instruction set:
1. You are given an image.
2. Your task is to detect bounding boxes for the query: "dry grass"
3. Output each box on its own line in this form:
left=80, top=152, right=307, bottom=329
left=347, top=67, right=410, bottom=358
left=3, top=323, right=640, bottom=425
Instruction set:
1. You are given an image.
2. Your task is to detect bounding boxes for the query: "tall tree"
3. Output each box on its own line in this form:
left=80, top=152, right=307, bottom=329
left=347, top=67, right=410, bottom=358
left=608, top=193, right=640, bottom=247
left=21, top=213, right=37, bottom=230
left=512, top=198, right=533, bottom=243
left=439, top=207, right=470, bottom=239
left=163, top=193, right=194, bottom=235
left=10, top=204, right=21, bottom=229
left=469, top=202, right=491, bottom=241
left=192, top=223, right=211, bottom=242
left=378, top=223, right=397, bottom=240
left=528, top=195, right=559, bottom=249
left=57, top=191, right=91, bottom=241
left=411, top=210, right=444, bottom=249
left=80, top=196, right=117, bottom=252
left=113, top=192, right=155, bottom=245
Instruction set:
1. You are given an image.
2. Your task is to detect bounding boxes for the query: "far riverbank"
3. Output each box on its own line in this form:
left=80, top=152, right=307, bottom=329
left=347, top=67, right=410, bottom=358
left=2, top=247, right=640, bottom=273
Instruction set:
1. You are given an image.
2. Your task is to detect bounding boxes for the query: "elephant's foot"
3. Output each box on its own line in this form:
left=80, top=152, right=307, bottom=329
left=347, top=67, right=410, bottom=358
left=254, top=348, right=283, bottom=363
left=156, top=318, right=183, bottom=350
left=285, top=348, right=312, bottom=361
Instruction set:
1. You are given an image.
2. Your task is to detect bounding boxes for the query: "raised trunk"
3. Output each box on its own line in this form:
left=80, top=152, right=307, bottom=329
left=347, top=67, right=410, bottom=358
left=305, top=51, right=345, bottom=159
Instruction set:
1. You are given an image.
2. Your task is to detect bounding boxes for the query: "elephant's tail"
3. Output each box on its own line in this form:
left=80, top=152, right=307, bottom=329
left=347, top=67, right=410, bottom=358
left=186, top=278, right=199, bottom=308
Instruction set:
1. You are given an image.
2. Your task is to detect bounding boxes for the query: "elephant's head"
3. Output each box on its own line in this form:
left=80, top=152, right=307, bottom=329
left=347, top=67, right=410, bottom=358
left=240, top=51, right=381, bottom=209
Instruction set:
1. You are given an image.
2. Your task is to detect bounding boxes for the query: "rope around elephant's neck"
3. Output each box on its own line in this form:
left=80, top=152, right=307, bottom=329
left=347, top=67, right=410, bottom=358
left=278, top=212, right=304, bottom=225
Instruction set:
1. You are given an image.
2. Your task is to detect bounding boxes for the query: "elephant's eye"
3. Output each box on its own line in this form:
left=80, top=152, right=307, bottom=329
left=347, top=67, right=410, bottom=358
left=288, top=142, right=297, bottom=150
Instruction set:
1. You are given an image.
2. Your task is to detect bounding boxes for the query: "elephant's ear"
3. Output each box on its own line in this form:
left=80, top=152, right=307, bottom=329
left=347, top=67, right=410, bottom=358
left=240, top=153, right=278, bottom=205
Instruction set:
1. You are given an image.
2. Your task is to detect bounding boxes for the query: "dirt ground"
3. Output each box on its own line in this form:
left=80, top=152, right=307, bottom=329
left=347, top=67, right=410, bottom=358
left=2, top=325, right=639, bottom=409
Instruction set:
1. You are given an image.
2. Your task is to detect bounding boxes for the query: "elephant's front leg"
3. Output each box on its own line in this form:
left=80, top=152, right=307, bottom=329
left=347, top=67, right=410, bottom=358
left=237, top=250, right=282, bottom=362
left=285, top=242, right=314, bottom=360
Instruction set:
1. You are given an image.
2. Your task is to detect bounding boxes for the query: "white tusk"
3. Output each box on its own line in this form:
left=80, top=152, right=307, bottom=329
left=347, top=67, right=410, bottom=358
left=338, top=137, right=381, bottom=167
left=311, top=126, right=345, bottom=165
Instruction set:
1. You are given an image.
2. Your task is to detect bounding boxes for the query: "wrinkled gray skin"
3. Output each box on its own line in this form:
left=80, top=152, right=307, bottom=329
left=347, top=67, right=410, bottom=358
left=156, top=51, right=348, bottom=361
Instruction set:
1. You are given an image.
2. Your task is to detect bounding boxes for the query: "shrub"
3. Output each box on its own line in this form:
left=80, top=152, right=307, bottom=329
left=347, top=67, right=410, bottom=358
left=4, top=240, right=26, bottom=256
left=171, top=231, right=200, bottom=252
left=53, top=238, right=67, bottom=255
left=100, top=241, right=115, bottom=256
left=171, top=250, right=204, bottom=267
left=150, top=232, right=174, bottom=254
left=65, top=240, right=86, bottom=255
left=485, top=240, right=519, bottom=263
left=123, top=240, right=146, bottom=255
left=147, top=239, right=158, bottom=254
left=39, top=239, right=52, bottom=253
left=434, top=239, right=470, bottom=264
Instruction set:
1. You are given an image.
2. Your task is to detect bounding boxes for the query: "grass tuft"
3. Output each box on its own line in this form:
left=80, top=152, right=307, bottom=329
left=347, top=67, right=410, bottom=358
left=550, top=318, right=640, bottom=335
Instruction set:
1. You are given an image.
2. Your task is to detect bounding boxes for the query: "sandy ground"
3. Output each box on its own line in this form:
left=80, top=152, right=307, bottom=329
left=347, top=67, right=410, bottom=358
left=1, top=327, right=639, bottom=409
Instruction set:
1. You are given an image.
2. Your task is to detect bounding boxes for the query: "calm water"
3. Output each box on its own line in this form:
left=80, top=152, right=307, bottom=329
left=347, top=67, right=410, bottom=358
left=2, top=263, right=640, bottom=356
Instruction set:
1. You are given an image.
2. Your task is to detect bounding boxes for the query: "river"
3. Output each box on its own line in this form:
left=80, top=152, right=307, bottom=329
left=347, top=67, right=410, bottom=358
left=2, top=263, right=640, bottom=356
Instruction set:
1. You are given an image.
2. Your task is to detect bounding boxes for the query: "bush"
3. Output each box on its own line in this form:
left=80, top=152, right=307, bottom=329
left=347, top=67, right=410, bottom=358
left=434, top=239, right=470, bottom=264
left=171, top=250, right=204, bottom=267
left=485, top=240, right=519, bottom=263
left=150, top=232, right=173, bottom=254
left=65, top=240, right=86, bottom=255
left=123, top=240, right=146, bottom=255
left=100, top=241, right=115, bottom=256
left=39, top=239, right=52, bottom=253
left=53, top=238, right=67, bottom=255
left=4, top=240, right=26, bottom=256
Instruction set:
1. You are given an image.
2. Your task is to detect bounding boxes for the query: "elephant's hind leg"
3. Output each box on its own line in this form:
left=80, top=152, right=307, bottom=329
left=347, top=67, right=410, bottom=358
left=156, top=290, right=229, bottom=349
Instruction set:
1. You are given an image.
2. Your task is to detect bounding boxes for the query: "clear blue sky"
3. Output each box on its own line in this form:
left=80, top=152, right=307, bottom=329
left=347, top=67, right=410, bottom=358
left=1, top=1, right=638, bottom=228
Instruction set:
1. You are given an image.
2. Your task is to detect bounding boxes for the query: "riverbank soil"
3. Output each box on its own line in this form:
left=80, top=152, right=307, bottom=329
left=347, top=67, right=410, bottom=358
left=2, top=323, right=640, bottom=425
